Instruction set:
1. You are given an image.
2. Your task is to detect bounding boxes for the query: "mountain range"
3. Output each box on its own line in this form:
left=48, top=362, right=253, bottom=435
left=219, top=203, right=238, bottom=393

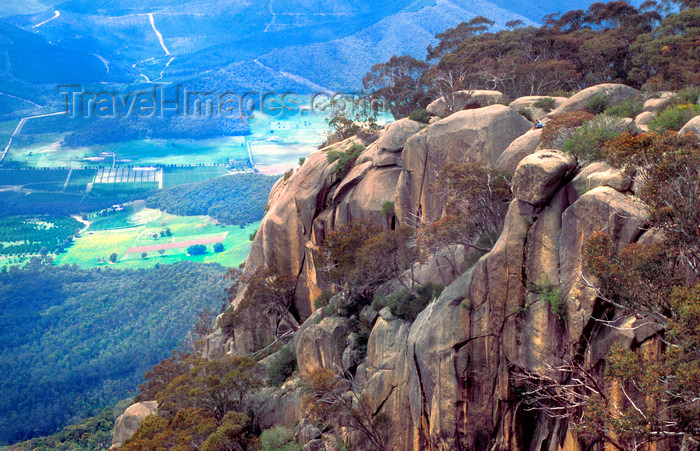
left=1, top=0, right=600, bottom=114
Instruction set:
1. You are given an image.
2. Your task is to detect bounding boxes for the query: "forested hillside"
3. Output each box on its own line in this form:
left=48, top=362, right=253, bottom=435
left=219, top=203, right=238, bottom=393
left=145, top=173, right=277, bottom=226
left=0, top=260, right=231, bottom=444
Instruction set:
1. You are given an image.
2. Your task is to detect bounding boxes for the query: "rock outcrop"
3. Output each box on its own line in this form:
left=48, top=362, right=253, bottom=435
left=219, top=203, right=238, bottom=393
left=494, top=128, right=542, bottom=174
left=396, top=104, right=532, bottom=223
left=345, top=148, right=652, bottom=450
left=679, top=115, right=700, bottom=137
left=643, top=92, right=675, bottom=113
left=207, top=84, right=677, bottom=450
left=548, top=83, right=640, bottom=117
left=217, top=103, right=529, bottom=353
left=296, top=316, right=350, bottom=377
left=508, top=95, right=567, bottom=122
left=110, top=401, right=158, bottom=449
left=634, top=110, right=655, bottom=130
left=511, top=150, right=577, bottom=206
left=426, top=90, right=504, bottom=117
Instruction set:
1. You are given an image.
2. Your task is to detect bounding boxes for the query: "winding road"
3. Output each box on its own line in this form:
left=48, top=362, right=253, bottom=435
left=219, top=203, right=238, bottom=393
left=264, top=0, right=276, bottom=33
left=148, top=13, right=170, bottom=56
left=32, top=10, right=60, bottom=28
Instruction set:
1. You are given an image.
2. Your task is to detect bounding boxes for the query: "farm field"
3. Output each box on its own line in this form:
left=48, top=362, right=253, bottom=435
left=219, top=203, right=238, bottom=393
left=4, top=135, right=250, bottom=168
left=0, top=168, right=69, bottom=186
left=53, top=208, right=258, bottom=269
left=0, top=165, right=237, bottom=195
left=64, top=168, right=97, bottom=192
left=162, top=165, right=229, bottom=187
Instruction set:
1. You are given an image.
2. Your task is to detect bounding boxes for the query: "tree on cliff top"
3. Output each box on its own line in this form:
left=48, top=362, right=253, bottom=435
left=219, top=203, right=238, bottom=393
left=362, top=55, right=433, bottom=118
left=363, top=5, right=700, bottom=102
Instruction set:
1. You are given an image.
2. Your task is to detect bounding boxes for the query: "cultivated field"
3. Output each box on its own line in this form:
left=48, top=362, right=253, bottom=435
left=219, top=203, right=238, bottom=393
left=53, top=208, right=258, bottom=269
left=162, top=165, right=228, bottom=187
left=0, top=168, right=69, bottom=187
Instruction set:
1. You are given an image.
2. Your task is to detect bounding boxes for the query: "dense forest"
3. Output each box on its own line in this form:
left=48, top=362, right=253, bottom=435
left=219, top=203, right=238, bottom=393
left=0, top=260, right=231, bottom=444
left=6, top=401, right=132, bottom=451
left=145, top=173, right=276, bottom=226
left=363, top=1, right=699, bottom=117
left=0, top=191, right=144, bottom=218
left=0, top=216, right=82, bottom=256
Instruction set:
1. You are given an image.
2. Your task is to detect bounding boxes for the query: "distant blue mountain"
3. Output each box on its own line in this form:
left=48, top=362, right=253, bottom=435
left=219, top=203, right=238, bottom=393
left=0, top=0, right=609, bottom=108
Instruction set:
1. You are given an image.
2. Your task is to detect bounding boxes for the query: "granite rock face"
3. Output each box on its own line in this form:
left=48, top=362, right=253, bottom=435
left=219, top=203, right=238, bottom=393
left=203, top=85, right=674, bottom=450
left=511, top=150, right=577, bottom=207
left=395, top=104, right=532, bottom=223
left=678, top=115, right=700, bottom=137
left=426, top=90, right=504, bottom=117
left=548, top=83, right=640, bottom=117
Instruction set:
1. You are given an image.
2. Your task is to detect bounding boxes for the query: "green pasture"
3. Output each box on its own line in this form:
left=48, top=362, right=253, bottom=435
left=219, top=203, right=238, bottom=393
left=53, top=208, right=257, bottom=269
left=162, top=165, right=229, bottom=187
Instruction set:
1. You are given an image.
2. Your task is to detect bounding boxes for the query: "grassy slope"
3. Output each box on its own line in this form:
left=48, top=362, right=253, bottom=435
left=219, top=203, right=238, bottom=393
left=53, top=208, right=257, bottom=269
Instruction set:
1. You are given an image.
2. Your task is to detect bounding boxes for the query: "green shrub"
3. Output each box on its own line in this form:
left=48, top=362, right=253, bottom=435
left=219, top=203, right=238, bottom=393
left=408, top=108, right=431, bottom=124
left=349, top=315, right=372, bottom=363
left=563, top=115, right=636, bottom=161
left=326, top=144, right=364, bottom=179
left=282, top=168, right=294, bottom=181
left=260, top=426, right=301, bottom=451
left=298, top=157, right=306, bottom=166
left=675, top=86, right=700, bottom=106
left=376, top=283, right=444, bottom=322
left=381, top=201, right=395, bottom=216
left=314, top=290, right=332, bottom=310
left=585, top=93, right=609, bottom=114
left=532, top=97, right=556, bottom=112
left=648, top=104, right=700, bottom=133
left=371, top=295, right=386, bottom=312
left=604, top=97, right=643, bottom=118
left=528, top=278, right=565, bottom=319
left=541, top=111, right=595, bottom=147
left=266, top=344, right=297, bottom=387
left=516, top=107, right=533, bottom=121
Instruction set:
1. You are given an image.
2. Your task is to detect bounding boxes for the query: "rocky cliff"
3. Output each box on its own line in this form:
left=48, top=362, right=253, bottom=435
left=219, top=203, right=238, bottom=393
left=199, top=84, right=697, bottom=450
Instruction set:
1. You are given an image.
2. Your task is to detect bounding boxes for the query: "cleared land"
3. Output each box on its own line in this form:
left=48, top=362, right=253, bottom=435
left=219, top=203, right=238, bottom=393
left=162, top=165, right=229, bottom=187
left=125, top=234, right=226, bottom=254
left=53, top=208, right=258, bottom=269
